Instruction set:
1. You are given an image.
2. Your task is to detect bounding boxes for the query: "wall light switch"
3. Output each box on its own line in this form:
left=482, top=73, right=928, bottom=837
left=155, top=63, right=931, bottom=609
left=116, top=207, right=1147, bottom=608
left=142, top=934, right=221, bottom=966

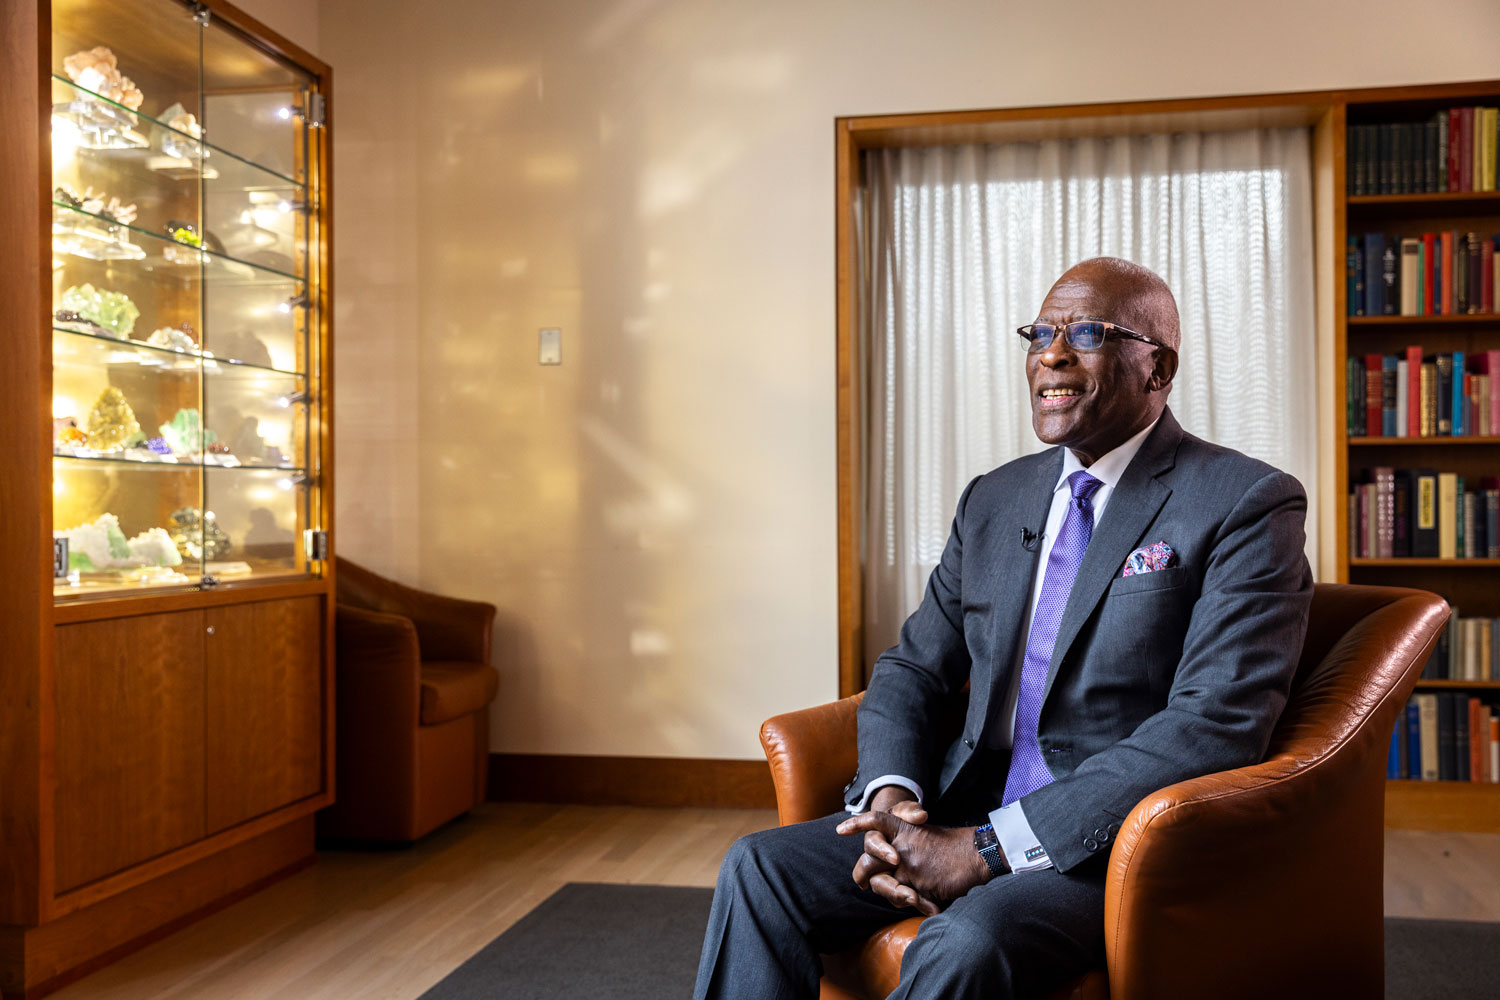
left=539, top=327, right=562, bottom=365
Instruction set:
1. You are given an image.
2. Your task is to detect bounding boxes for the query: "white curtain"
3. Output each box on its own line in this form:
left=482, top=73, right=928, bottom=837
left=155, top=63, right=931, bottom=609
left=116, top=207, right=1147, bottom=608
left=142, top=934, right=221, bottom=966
left=858, top=128, right=1318, bottom=671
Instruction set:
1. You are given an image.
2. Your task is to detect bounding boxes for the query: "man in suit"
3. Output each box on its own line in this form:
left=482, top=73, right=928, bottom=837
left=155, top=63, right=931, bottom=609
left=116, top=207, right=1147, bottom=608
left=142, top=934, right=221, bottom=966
left=693, top=257, right=1313, bottom=999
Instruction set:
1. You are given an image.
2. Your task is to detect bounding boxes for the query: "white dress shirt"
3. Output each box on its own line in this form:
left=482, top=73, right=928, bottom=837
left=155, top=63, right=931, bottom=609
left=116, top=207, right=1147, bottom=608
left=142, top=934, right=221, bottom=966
left=852, top=416, right=1162, bottom=875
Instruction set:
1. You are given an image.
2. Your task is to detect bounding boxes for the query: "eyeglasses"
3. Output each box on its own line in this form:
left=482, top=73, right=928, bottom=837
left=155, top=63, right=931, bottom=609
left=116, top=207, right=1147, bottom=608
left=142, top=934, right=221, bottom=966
left=1016, top=321, right=1169, bottom=353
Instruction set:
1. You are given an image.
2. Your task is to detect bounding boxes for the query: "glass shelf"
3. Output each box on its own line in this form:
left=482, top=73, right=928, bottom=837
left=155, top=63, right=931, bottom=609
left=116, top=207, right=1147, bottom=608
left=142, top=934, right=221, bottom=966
left=53, top=325, right=306, bottom=378
left=52, top=74, right=304, bottom=189
left=53, top=201, right=301, bottom=284
left=53, top=453, right=305, bottom=472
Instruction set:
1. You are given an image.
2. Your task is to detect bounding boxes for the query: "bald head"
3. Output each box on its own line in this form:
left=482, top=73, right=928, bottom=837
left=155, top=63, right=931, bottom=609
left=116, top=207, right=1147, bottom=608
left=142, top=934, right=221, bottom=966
left=1025, top=257, right=1181, bottom=465
left=1051, top=257, right=1180, bottom=351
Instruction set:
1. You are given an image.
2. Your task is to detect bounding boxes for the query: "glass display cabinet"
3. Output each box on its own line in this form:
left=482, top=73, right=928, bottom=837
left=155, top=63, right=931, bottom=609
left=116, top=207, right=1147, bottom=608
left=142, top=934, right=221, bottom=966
left=49, top=0, right=326, bottom=599
left=0, top=1, right=333, bottom=992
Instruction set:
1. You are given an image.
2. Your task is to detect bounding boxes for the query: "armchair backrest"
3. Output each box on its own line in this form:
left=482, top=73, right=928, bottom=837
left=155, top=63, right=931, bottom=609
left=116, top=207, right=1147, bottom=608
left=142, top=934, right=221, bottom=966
left=1103, top=583, right=1449, bottom=999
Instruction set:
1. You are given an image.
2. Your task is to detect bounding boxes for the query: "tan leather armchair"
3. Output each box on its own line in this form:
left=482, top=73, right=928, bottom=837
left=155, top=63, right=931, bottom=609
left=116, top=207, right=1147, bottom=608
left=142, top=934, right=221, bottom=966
left=760, top=584, right=1448, bottom=1000
left=318, top=557, right=499, bottom=842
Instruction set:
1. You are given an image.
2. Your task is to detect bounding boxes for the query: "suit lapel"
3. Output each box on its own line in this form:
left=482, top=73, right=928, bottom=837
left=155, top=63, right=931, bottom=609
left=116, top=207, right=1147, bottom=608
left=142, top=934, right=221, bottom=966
left=1043, top=409, right=1183, bottom=700
left=969, top=447, right=1062, bottom=737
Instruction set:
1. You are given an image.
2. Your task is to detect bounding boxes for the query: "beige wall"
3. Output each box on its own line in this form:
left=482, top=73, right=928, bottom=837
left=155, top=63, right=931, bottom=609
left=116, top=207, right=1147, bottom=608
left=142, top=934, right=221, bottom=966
left=301, top=0, right=1500, bottom=760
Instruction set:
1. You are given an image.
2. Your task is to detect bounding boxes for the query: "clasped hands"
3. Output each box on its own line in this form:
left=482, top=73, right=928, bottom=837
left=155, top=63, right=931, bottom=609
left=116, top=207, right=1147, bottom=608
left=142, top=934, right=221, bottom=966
left=835, top=785, right=992, bottom=916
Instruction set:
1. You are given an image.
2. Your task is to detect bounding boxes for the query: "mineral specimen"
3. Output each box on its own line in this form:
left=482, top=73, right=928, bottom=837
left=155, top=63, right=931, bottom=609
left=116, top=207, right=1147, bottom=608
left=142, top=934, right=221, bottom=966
left=146, top=324, right=198, bottom=353
left=58, top=283, right=139, bottom=337
left=54, top=514, right=185, bottom=571
left=159, top=408, right=217, bottom=454
left=168, top=507, right=232, bottom=561
left=84, top=386, right=142, bottom=451
left=62, top=46, right=143, bottom=110
left=127, top=527, right=182, bottom=568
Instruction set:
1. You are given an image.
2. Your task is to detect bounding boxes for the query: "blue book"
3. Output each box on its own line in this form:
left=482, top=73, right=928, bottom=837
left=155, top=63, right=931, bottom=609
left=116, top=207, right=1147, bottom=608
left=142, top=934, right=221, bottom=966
left=1453, top=350, right=1466, bottom=436
left=1388, top=724, right=1400, bottom=779
left=1382, top=356, right=1399, bottom=436
left=1406, top=699, right=1422, bottom=778
left=1434, top=240, right=1444, bottom=315
left=1348, top=236, right=1365, bottom=316
left=1364, top=233, right=1384, bottom=317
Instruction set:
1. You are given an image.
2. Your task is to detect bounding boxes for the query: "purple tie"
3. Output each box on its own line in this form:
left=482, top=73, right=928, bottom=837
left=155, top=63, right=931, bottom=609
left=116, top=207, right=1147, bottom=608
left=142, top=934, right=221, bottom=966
left=1002, top=470, right=1103, bottom=806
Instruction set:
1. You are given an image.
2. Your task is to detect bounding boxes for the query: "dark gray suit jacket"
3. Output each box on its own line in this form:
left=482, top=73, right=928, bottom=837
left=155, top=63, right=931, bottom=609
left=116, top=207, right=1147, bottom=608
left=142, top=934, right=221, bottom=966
left=847, top=407, right=1313, bottom=873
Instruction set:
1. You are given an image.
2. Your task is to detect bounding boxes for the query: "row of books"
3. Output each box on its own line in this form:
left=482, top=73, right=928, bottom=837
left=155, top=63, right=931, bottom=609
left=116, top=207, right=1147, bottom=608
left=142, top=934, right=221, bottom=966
left=1424, top=613, right=1500, bottom=681
left=1347, top=108, right=1499, bottom=196
left=1345, top=231, right=1497, bottom=316
left=1387, top=693, right=1499, bottom=782
left=1343, top=350, right=1499, bottom=437
left=1348, top=468, right=1500, bottom=559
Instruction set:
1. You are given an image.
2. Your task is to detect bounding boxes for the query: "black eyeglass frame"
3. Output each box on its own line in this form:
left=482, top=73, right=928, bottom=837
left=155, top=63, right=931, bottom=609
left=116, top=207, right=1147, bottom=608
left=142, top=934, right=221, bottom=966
left=1016, top=321, right=1171, bottom=353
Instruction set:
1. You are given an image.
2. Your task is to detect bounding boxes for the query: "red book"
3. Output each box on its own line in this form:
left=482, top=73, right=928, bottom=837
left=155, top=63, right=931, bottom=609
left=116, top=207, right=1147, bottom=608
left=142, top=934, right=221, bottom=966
left=1442, top=231, right=1456, bottom=313
left=1406, top=345, right=1423, bottom=437
left=1423, top=232, right=1436, bottom=313
left=1488, top=350, right=1500, bottom=435
left=1450, top=108, right=1464, bottom=191
left=1472, top=698, right=1485, bottom=783
left=1483, top=239, right=1495, bottom=314
left=1365, top=354, right=1383, bottom=436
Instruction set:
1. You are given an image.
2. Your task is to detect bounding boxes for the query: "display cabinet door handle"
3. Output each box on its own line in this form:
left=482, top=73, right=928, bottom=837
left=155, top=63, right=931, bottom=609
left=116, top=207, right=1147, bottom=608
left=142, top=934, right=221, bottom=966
left=206, top=626, right=215, bottom=635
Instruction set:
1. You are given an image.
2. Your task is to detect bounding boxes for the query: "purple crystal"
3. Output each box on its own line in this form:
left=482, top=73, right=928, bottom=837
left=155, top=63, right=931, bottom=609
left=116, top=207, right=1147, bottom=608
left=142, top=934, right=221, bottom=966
left=146, top=437, right=172, bottom=455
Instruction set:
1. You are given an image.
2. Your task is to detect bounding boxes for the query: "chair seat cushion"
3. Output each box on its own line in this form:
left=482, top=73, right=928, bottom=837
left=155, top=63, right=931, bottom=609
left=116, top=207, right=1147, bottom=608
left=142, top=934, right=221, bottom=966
left=419, top=660, right=498, bottom=725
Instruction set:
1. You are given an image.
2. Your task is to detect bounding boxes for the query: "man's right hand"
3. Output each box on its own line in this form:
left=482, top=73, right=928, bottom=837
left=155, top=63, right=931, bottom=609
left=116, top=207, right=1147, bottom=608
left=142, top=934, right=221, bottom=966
left=845, top=786, right=938, bottom=914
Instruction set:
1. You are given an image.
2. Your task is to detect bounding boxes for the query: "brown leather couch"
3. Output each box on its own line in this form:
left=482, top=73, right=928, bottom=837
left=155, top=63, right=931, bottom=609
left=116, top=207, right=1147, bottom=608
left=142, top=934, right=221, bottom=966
left=318, top=557, right=499, bottom=842
left=759, top=584, right=1448, bottom=1000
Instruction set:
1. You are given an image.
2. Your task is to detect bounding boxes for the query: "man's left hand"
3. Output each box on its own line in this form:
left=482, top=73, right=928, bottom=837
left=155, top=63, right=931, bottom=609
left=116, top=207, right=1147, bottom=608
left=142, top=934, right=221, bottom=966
left=835, top=812, right=991, bottom=913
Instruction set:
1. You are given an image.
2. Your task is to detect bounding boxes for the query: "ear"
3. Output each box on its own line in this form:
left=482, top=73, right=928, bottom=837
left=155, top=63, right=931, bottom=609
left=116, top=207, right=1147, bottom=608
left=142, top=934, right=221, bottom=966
left=1146, top=347, right=1178, bottom=393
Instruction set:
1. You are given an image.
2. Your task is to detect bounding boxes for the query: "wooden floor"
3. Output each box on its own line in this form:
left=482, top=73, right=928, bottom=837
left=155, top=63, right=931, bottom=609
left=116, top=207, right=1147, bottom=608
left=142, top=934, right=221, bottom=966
left=49, top=804, right=1500, bottom=999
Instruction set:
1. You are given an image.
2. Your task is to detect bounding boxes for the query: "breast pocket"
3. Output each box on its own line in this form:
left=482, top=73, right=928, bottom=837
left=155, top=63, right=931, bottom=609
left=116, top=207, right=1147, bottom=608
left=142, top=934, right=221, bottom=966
left=1108, top=566, right=1187, bottom=597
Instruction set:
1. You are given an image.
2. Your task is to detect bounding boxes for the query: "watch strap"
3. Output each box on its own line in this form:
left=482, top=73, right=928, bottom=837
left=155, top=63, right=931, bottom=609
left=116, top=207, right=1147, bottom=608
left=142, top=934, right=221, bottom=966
left=973, top=823, right=1009, bottom=877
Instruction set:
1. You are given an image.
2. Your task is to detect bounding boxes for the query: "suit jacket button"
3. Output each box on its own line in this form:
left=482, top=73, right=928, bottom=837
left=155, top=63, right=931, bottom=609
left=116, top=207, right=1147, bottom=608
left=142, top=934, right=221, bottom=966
left=964, top=738, right=975, bottom=749
left=1094, top=827, right=1108, bottom=840
left=1084, top=838, right=1099, bottom=852
left=1107, top=823, right=1120, bottom=837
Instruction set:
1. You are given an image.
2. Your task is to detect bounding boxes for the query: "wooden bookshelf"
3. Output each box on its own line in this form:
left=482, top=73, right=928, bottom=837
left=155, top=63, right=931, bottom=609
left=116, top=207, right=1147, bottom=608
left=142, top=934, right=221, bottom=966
left=1340, top=84, right=1500, bottom=830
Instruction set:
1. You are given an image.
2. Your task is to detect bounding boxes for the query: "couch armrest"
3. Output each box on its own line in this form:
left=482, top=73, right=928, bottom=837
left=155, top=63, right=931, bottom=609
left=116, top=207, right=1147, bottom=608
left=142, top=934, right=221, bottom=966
left=337, top=558, right=497, bottom=663
left=759, top=693, right=864, bottom=826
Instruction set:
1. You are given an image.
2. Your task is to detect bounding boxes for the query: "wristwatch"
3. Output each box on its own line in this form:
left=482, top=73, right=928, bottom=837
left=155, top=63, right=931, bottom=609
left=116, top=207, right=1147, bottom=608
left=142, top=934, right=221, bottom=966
left=973, top=823, right=1010, bottom=878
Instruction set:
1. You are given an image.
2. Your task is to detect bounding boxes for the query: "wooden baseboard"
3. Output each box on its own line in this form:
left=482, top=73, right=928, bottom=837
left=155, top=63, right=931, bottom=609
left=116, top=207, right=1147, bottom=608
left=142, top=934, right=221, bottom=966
left=488, top=753, right=776, bottom=809
left=0, top=817, right=315, bottom=1000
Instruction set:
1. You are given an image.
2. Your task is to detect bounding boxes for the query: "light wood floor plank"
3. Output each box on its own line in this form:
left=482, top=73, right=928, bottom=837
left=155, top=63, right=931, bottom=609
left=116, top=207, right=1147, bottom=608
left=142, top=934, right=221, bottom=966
left=49, top=804, right=1500, bottom=999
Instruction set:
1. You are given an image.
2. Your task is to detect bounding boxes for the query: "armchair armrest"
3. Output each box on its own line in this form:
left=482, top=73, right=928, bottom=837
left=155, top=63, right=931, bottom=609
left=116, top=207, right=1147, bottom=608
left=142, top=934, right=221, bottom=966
left=759, top=693, right=863, bottom=826
left=337, top=557, right=497, bottom=662
left=335, top=604, right=422, bottom=728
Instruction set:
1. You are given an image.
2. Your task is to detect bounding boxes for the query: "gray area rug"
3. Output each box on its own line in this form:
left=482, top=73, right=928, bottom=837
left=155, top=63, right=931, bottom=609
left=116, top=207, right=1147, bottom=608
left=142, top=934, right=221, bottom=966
left=418, top=883, right=1499, bottom=999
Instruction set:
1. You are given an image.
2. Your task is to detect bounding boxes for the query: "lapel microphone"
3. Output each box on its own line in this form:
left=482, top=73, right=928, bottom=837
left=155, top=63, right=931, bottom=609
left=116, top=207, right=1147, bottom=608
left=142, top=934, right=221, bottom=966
left=1019, top=527, right=1043, bottom=552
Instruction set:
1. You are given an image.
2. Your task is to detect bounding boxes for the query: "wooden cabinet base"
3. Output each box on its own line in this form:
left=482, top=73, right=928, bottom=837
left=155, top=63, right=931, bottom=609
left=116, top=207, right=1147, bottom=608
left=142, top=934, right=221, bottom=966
left=1385, top=781, right=1500, bottom=832
left=0, top=817, right=315, bottom=1000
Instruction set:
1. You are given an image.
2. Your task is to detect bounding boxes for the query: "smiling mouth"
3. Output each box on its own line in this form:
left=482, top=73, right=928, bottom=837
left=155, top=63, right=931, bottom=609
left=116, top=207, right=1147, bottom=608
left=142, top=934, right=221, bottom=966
left=1039, top=388, right=1081, bottom=399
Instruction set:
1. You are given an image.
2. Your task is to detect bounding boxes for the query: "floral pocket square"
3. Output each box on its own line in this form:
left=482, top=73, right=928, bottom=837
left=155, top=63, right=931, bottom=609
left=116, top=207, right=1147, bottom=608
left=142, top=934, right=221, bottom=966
left=1122, top=541, right=1176, bottom=577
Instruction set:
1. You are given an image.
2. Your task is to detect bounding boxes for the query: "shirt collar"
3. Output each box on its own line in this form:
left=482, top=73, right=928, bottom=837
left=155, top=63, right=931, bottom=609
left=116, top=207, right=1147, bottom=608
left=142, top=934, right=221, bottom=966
left=1053, top=416, right=1162, bottom=494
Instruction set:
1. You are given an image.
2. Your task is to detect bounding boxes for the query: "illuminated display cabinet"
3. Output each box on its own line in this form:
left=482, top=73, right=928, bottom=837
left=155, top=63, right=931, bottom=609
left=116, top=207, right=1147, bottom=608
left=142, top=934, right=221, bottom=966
left=0, top=0, right=334, bottom=993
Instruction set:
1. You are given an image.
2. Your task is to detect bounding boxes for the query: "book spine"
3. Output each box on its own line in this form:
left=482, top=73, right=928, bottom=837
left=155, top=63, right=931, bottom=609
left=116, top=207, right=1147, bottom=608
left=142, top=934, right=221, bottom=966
left=1347, top=236, right=1364, bottom=315
left=1400, top=237, right=1420, bottom=317
left=1419, top=693, right=1440, bottom=780
left=1423, top=232, right=1436, bottom=314
left=1488, top=487, right=1499, bottom=559
left=1421, top=361, right=1436, bottom=436
left=1464, top=491, right=1476, bottom=559
left=1491, top=714, right=1500, bottom=781
left=1365, top=233, right=1384, bottom=317
left=1456, top=694, right=1471, bottom=780
left=1439, top=472, right=1458, bottom=558
left=1442, top=231, right=1455, bottom=314
left=1439, top=693, right=1457, bottom=780
left=1437, top=354, right=1454, bottom=434
left=1449, top=108, right=1462, bottom=192
left=1396, top=360, right=1409, bottom=438
left=1377, top=466, right=1395, bottom=559
left=1484, top=239, right=1495, bottom=314
left=1408, top=700, right=1423, bottom=776
left=1438, top=111, right=1450, bottom=192
left=1382, top=357, right=1398, bottom=436
left=1366, top=355, right=1383, bottom=436
left=1393, top=470, right=1412, bottom=557
left=1406, top=345, right=1423, bottom=437
left=1453, top=350, right=1466, bottom=435
left=1469, top=233, right=1483, bottom=313
left=1471, top=698, right=1485, bottom=782
left=1382, top=238, right=1399, bottom=315
left=1413, top=469, right=1439, bottom=557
